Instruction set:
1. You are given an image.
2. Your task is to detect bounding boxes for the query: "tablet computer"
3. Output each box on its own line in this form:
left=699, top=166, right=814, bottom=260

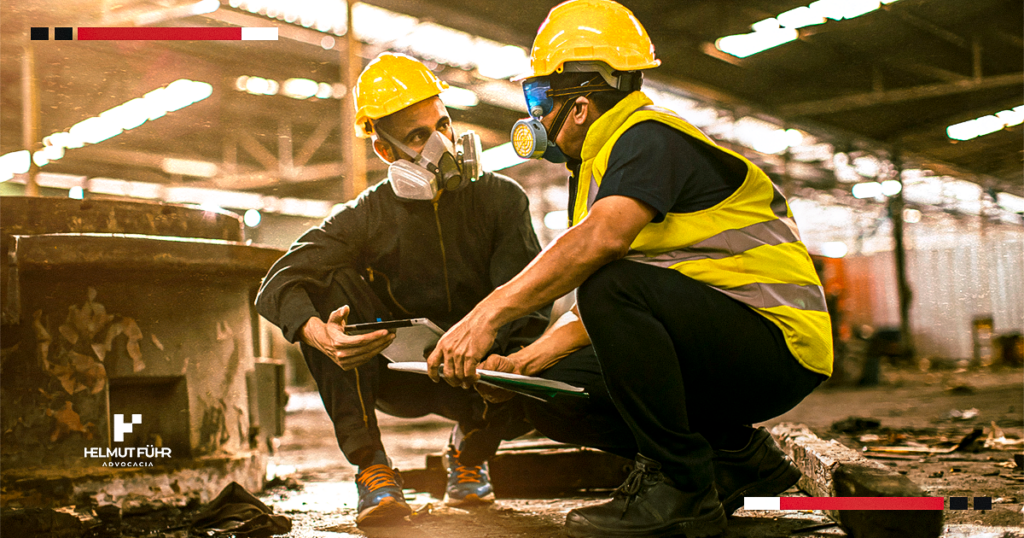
left=347, top=318, right=444, bottom=363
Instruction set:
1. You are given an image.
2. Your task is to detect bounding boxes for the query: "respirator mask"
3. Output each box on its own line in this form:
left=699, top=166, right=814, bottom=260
left=379, top=129, right=483, bottom=201
left=510, top=78, right=571, bottom=163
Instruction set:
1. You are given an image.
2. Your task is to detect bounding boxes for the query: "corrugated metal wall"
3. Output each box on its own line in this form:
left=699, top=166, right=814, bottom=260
left=842, top=219, right=1024, bottom=360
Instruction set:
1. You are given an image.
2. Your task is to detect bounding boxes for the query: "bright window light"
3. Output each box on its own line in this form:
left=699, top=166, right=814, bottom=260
left=481, top=142, right=526, bottom=172
left=0, top=150, right=31, bottom=182
left=996, top=192, right=1024, bottom=214
left=903, top=208, right=922, bottom=223
left=68, top=186, right=85, bottom=200
left=544, top=210, right=569, bottom=231
left=853, top=155, right=880, bottom=178
left=440, top=86, right=479, bottom=109
left=476, top=44, right=531, bottom=80
left=852, top=182, right=882, bottom=199
left=947, top=105, right=1024, bottom=141
left=820, top=241, right=848, bottom=258
left=232, top=1, right=530, bottom=80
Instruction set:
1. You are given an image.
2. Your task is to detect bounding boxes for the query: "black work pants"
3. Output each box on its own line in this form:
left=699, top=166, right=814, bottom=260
left=547, top=259, right=825, bottom=491
left=301, top=270, right=531, bottom=467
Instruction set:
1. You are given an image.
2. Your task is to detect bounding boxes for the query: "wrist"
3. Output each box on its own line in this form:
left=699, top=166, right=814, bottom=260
left=300, top=317, right=324, bottom=346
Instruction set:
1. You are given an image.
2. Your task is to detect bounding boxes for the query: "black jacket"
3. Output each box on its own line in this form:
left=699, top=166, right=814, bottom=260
left=256, top=172, right=549, bottom=346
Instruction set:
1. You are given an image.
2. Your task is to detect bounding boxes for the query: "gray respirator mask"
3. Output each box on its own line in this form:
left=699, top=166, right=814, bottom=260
left=378, top=129, right=483, bottom=201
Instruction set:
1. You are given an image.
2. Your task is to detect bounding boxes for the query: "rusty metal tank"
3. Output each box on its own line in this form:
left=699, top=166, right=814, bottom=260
left=0, top=196, right=285, bottom=509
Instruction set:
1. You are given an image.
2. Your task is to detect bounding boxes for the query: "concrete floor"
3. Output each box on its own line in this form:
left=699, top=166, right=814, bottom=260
left=261, top=366, right=1024, bottom=538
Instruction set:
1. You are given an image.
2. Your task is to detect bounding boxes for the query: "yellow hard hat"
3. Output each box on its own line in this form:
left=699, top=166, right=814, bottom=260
left=353, top=52, right=449, bottom=138
left=520, top=0, right=660, bottom=80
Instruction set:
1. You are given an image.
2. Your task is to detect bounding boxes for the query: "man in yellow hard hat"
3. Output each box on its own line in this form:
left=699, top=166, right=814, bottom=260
left=256, top=52, right=555, bottom=526
left=428, top=1, right=832, bottom=536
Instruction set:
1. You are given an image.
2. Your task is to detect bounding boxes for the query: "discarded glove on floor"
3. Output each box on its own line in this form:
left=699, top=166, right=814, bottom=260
left=190, top=482, right=291, bottom=537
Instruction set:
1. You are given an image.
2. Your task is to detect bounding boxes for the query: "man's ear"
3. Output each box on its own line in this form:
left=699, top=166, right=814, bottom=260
left=572, top=96, right=591, bottom=125
left=372, top=138, right=396, bottom=164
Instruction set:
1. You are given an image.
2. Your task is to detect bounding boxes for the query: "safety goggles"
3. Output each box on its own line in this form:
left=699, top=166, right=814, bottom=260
left=522, top=78, right=554, bottom=119
left=522, top=76, right=618, bottom=119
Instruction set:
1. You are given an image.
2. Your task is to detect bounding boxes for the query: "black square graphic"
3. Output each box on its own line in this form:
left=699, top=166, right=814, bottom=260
left=30, top=27, right=48, bottom=40
left=55, top=27, right=72, bottom=40
left=973, top=497, right=992, bottom=511
left=949, top=497, right=969, bottom=510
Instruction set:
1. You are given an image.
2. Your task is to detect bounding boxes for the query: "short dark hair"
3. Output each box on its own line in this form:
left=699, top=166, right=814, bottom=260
left=547, top=72, right=633, bottom=114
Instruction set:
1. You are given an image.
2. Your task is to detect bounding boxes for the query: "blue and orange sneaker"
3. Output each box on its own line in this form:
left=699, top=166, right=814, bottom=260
left=355, top=463, right=412, bottom=526
left=443, top=445, right=495, bottom=506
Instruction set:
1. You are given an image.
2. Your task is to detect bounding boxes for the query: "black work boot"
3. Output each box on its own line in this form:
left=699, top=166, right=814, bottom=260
left=713, top=427, right=802, bottom=516
left=565, top=454, right=727, bottom=538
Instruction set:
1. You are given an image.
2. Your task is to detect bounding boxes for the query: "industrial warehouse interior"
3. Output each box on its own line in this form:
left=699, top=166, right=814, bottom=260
left=1, top=0, right=1022, bottom=537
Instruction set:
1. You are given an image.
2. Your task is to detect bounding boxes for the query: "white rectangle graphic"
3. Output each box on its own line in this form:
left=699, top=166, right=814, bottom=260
left=241, top=27, right=278, bottom=40
left=743, top=497, right=782, bottom=511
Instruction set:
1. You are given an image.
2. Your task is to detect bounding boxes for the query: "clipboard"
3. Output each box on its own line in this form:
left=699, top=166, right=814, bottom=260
left=347, top=318, right=444, bottom=363
left=387, top=362, right=589, bottom=402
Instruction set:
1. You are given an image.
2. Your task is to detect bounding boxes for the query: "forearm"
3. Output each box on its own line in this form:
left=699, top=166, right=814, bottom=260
left=476, top=221, right=622, bottom=332
left=511, top=310, right=591, bottom=376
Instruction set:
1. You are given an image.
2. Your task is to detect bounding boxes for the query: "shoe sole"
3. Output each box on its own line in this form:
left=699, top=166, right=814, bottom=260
left=356, top=496, right=413, bottom=527
left=721, top=460, right=802, bottom=517
left=446, top=492, right=496, bottom=507
left=564, top=504, right=727, bottom=538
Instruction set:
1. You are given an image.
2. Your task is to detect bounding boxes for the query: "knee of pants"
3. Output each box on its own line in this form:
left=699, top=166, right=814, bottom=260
left=577, top=259, right=637, bottom=314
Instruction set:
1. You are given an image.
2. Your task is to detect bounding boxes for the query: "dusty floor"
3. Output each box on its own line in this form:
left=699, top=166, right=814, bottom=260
left=257, top=365, right=1024, bottom=538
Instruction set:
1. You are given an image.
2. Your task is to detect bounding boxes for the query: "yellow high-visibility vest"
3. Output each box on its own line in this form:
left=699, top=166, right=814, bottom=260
left=573, top=91, right=833, bottom=376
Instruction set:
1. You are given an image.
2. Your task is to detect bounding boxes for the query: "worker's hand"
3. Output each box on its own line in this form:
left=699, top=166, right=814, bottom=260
left=426, top=311, right=497, bottom=388
left=301, top=306, right=395, bottom=371
left=474, top=354, right=518, bottom=403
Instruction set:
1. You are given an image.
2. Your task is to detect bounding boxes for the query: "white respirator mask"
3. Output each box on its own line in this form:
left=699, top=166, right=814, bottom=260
left=378, top=129, right=483, bottom=201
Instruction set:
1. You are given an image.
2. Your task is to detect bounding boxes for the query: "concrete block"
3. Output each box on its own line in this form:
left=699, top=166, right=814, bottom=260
left=771, top=422, right=943, bottom=538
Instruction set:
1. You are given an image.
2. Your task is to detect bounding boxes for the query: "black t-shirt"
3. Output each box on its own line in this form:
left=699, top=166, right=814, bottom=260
left=570, top=121, right=747, bottom=224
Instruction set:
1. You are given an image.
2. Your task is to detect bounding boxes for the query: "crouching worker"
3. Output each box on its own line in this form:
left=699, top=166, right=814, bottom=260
left=255, top=53, right=551, bottom=526
left=427, top=1, right=833, bottom=537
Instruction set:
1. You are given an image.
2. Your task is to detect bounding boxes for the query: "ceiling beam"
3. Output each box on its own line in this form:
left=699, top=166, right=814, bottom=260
left=888, top=9, right=970, bottom=50
left=776, top=72, right=1024, bottom=117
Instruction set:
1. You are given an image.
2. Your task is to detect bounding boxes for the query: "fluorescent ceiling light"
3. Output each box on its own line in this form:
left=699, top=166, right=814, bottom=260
left=161, top=157, right=219, bottom=178
left=716, top=29, right=798, bottom=58
left=35, top=80, right=213, bottom=170
left=716, top=0, right=898, bottom=58
left=880, top=179, right=902, bottom=196
left=281, top=78, right=319, bottom=99
left=947, top=105, right=1024, bottom=141
left=777, top=7, right=826, bottom=29
left=852, top=182, right=882, bottom=199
